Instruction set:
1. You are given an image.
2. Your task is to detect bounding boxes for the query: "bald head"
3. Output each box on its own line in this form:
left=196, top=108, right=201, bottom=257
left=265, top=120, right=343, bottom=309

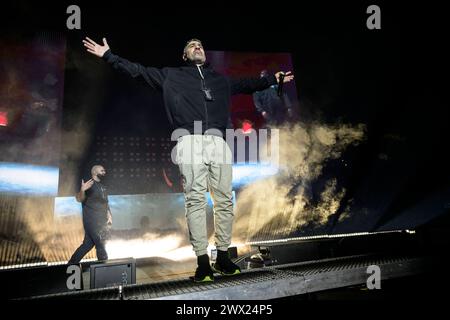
left=91, top=165, right=106, bottom=180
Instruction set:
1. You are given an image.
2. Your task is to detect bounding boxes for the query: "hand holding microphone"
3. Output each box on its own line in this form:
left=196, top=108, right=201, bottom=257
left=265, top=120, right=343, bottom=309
left=275, top=71, right=294, bottom=97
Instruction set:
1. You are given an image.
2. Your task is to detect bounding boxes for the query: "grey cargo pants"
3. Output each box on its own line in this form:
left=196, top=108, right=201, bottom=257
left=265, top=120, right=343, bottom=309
left=176, top=134, right=234, bottom=256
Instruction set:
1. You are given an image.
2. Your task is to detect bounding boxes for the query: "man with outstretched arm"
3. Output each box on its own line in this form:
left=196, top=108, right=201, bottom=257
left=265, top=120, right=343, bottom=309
left=82, top=37, right=293, bottom=282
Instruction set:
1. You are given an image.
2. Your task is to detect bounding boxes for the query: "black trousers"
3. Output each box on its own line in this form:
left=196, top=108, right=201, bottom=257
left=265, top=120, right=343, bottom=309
left=68, top=225, right=108, bottom=264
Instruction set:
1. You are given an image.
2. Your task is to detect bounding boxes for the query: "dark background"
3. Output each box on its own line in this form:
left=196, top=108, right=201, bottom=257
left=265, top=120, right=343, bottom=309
left=1, top=1, right=448, bottom=234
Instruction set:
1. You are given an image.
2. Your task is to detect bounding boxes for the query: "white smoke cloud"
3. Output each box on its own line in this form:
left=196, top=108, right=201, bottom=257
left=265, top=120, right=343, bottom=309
left=233, top=122, right=365, bottom=242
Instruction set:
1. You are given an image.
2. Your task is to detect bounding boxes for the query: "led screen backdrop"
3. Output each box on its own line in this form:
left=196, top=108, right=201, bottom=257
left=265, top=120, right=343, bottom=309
left=0, top=33, right=65, bottom=196
left=0, top=33, right=446, bottom=267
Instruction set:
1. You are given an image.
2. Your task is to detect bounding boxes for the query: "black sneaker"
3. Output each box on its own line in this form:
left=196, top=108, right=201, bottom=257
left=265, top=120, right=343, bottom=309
left=212, top=250, right=241, bottom=276
left=193, top=265, right=214, bottom=283
left=192, top=254, right=214, bottom=283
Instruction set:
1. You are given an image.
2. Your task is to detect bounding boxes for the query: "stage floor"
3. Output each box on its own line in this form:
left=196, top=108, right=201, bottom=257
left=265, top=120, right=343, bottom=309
left=25, top=253, right=439, bottom=300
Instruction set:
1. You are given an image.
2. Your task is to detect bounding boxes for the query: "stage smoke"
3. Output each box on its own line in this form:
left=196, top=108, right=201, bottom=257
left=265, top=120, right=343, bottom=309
left=233, top=122, right=365, bottom=242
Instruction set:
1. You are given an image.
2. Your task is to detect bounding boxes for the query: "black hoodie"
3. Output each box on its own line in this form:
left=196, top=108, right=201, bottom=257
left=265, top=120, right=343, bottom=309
left=103, top=49, right=277, bottom=136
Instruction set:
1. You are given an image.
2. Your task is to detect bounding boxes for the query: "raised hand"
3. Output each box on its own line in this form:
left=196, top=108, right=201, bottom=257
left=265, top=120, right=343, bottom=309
left=82, top=37, right=110, bottom=58
left=107, top=213, right=113, bottom=226
left=275, top=71, right=294, bottom=84
left=80, top=179, right=94, bottom=192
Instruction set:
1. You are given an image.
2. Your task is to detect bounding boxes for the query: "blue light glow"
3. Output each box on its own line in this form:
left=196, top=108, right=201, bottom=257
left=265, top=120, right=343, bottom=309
left=232, top=163, right=279, bottom=187
left=0, top=162, right=59, bottom=196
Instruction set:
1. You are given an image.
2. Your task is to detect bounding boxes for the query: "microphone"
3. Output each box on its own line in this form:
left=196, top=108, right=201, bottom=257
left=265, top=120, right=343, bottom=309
left=277, top=72, right=285, bottom=97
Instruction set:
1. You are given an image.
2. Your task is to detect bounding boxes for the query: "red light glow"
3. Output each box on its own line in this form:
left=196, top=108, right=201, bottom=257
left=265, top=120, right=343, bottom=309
left=0, top=112, right=8, bottom=127
left=242, top=120, right=253, bottom=134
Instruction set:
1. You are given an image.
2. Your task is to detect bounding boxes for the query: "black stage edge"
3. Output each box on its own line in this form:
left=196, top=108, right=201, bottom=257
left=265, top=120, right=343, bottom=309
left=2, top=222, right=449, bottom=300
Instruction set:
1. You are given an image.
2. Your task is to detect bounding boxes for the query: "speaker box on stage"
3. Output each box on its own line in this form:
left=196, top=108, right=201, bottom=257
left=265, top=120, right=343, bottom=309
left=89, top=258, right=136, bottom=289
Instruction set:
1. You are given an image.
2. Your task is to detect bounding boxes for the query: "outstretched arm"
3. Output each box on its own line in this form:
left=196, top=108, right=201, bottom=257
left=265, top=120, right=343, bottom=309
left=83, top=37, right=167, bottom=90
left=230, top=71, right=294, bottom=95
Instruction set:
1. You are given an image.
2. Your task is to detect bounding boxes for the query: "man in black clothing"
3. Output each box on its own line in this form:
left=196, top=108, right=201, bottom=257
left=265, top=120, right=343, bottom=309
left=82, top=37, right=293, bottom=282
left=253, top=69, right=293, bottom=127
left=68, top=165, right=112, bottom=264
